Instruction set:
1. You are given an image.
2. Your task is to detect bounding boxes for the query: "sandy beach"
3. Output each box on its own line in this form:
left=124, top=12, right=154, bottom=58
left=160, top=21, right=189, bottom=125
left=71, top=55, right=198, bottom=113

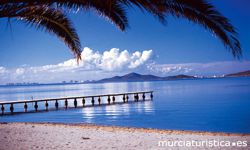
left=0, top=122, right=249, bottom=150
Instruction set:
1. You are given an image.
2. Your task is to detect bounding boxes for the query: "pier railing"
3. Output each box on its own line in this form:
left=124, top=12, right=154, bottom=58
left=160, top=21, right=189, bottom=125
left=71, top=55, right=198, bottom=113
left=0, top=91, right=153, bottom=115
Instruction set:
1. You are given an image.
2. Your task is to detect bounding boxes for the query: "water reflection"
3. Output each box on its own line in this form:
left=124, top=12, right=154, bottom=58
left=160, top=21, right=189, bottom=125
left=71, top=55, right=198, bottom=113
left=143, top=101, right=154, bottom=114
left=81, top=107, right=95, bottom=122
left=104, top=104, right=120, bottom=119
left=80, top=101, right=154, bottom=122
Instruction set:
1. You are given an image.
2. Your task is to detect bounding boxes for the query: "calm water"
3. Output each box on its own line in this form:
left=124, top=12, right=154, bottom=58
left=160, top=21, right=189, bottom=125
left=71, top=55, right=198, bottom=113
left=0, top=78, right=250, bottom=133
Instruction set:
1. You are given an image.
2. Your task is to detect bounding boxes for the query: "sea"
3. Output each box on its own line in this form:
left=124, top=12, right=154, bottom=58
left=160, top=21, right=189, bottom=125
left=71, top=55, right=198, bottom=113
left=0, top=77, right=250, bottom=133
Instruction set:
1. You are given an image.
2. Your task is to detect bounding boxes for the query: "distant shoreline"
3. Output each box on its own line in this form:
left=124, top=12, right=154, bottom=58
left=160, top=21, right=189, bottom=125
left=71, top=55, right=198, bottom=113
left=1, top=76, right=250, bottom=87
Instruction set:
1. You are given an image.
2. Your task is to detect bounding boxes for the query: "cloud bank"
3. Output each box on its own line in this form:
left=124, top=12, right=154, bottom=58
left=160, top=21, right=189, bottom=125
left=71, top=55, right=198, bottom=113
left=64, top=47, right=153, bottom=71
left=1, top=46, right=250, bottom=84
left=146, top=61, right=250, bottom=76
left=0, top=47, right=153, bottom=84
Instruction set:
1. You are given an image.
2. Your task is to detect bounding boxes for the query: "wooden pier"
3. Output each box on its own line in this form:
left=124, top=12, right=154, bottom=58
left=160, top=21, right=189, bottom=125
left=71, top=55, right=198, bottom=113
left=0, top=91, right=153, bottom=115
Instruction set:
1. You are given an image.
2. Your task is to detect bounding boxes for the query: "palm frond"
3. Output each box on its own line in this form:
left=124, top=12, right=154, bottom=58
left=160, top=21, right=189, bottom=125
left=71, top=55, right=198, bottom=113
left=1, top=0, right=242, bottom=58
left=1, top=0, right=129, bottom=31
left=162, top=0, right=242, bottom=58
left=76, top=0, right=129, bottom=31
left=117, top=0, right=241, bottom=58
left=1, top=4, right=82, bottom=61
left=118, top=0, right=167, bottom=24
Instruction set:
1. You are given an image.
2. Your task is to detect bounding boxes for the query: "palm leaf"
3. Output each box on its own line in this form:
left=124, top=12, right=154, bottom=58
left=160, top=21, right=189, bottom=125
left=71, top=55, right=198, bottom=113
left=118, top=0, right=242, bottom=58
left=55, top=0, right=129, bottom=31
left=118, top=0, right=167, bottom=24
left=162, top=0, right=241, bottom=58
left=1, top=0, right=242, bottom=58
left=1, top=0, right=129, bottom=31
left=0, top=4, right=82, bottom=61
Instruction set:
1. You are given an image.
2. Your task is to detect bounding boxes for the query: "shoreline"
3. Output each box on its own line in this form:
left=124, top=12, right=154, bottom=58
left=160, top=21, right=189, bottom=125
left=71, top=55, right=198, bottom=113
left=1, top=76, right=249, bottom=87
left=1, top=122, right=249, bottom=136
left=1, top=122, right=249, bottom=150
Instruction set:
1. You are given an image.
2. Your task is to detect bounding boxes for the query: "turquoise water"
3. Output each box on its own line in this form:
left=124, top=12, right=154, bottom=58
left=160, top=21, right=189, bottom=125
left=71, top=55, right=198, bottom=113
left=0, top=78, right=250, bottom=133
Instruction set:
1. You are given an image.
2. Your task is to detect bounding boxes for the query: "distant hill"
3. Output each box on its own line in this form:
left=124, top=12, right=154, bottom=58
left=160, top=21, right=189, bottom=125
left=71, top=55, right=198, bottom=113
left=89, top=72, right=196, bottom=83
left=225, top=70, right=250, bottom=77
left=166, top=74, right=196, bottom=79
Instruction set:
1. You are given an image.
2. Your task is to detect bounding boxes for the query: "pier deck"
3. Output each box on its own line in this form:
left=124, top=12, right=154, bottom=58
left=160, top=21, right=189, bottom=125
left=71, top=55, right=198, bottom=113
left=0, top=91, right=153, bottom=115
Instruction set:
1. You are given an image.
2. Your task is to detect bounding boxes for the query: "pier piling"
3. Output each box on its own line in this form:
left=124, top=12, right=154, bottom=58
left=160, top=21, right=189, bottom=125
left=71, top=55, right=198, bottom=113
left=10, top=104, right=14, bottom=114
left=65, top=99, right=68, bottom=109
left=150, top=92, right=153, bottom=99
left=98, top=97, right=101, bottom=105
left=24, top=102, right=28, bottom=112
left=34, top=102, right=38, bottom=112
left=45, top=101, right=49, bottom=111
left=142, top=93, right=145, bottom=101
left=74, top=98, right=77, bottom=108
left=82, top=98, right=85, bottom=107
left=91, top=97, right=95, bottom=106
left=112, top=96, right=115, bottom=104
left=55, top=100, right=59, bottom=110
left=123, top=95, right=126, bottom=103
left=126, top=95, right=129, bottom=102
left=1, top=104, right=4, bottom=115
left=107, top=96, right=111, bottom=105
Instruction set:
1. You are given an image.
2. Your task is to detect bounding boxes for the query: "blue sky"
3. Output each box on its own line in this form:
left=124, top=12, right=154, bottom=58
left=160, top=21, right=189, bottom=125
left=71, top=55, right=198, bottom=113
left=0, top=0, right=250, bottom=83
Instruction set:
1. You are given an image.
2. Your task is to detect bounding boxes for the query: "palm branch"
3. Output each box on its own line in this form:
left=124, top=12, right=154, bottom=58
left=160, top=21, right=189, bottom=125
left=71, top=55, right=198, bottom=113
left=1, top=1, right=129, bottom=31
left=119, top=0, right=242, bottom=58
left=0, top=4, right=82, bottom=61
left=1, top=0, right=242, bottom=59
left=165, top=0, right=241, bottom=57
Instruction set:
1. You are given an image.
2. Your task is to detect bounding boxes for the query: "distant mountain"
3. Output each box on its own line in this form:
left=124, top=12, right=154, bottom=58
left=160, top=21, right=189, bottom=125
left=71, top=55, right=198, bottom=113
left=90, top=72, right=196, bottom=83
left=225, top=70, right=250, bottom=77
left=166, top=74, right=196, bottom=79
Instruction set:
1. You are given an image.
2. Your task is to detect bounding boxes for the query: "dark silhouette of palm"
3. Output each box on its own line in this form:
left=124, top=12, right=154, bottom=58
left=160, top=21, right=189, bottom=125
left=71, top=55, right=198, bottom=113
left=0, top=0, right=242, bottom=61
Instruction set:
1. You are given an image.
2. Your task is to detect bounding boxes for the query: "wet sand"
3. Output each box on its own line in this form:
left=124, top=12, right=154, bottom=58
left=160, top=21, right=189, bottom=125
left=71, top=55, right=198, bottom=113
left=0, top=122, right=249, bottom=150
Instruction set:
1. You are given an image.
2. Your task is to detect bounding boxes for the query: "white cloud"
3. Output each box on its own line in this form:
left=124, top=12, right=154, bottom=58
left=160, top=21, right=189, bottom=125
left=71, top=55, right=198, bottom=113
left=0, top=47, right=153, bottom=84
left=0, top=67, right=7, bottom=74
left=129, top=50, right=152, bottom=69
left=1, top=46, right=250, bottom=84
left=146, top=61, right=250, bottom=76
left=15, top=68, right=25, bottom=75
left=76, top=47, right=153, bottom=71
left=35, top=47, right=153, bottom=72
